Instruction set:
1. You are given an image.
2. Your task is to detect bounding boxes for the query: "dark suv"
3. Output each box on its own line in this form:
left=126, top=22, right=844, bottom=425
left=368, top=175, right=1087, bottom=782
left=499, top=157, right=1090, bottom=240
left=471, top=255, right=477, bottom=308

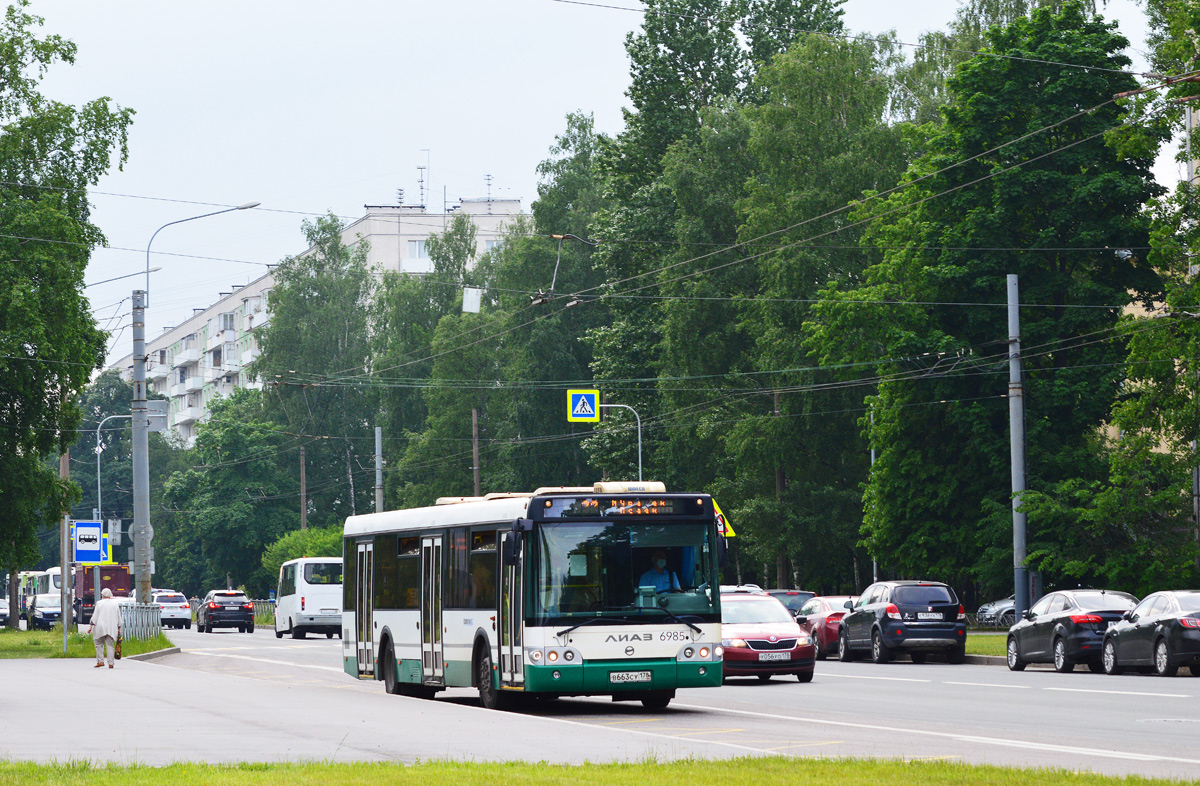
left=838, top=580, right=967, bottom=664
left=197, top=590, right=255, bottom=633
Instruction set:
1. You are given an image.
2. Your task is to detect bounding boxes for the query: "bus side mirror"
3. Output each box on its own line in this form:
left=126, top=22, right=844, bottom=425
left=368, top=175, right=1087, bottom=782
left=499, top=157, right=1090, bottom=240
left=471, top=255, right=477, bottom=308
left=502, top=537, right=520, bottom=567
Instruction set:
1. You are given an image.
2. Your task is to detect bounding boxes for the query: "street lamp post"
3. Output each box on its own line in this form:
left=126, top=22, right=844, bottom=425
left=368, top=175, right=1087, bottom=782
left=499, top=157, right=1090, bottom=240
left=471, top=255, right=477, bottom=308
left=131, top=202, right=259, bottom=603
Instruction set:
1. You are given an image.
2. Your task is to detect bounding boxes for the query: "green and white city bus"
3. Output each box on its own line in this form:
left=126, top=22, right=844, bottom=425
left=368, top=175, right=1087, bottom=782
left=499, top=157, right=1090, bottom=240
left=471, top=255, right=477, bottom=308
left=342, top=482, right=724, bottom=710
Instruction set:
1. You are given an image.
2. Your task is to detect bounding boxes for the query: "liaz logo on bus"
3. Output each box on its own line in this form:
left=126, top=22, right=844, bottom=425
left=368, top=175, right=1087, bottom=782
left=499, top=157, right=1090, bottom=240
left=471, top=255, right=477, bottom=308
left=606, top=633, right=654, bottom=642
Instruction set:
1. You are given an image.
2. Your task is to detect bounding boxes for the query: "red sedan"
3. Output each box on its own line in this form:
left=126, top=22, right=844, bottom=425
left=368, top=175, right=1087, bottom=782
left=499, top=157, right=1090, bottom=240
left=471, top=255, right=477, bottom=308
left=797, top=595, right=859, bottom=660
left=720, top=591, right=816, bottom=682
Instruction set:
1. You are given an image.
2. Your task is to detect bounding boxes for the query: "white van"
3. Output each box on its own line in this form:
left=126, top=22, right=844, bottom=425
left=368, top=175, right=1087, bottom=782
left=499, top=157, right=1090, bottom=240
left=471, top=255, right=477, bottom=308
left=274, top=557, right=343, bottom=639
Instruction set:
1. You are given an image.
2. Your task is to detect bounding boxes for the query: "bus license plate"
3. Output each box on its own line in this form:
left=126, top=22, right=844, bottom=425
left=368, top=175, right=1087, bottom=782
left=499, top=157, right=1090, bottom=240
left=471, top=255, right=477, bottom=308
left=609, top=671, right=652, bottom=684
left=758, top=652, right=791, bottom=661
left=917, top=612, right=941, bottom=620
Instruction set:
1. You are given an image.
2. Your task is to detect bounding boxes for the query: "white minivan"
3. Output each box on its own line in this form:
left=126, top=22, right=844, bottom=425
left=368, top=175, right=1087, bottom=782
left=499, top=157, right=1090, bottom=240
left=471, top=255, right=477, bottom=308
left=274, top=557, right=343, bottom=639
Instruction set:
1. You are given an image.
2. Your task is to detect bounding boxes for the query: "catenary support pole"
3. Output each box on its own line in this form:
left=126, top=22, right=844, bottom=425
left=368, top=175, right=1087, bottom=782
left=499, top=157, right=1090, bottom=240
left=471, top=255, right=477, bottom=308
left=471, top=408, right=481, bottom=497
left=300, top=445, right=307, bottom=530
left=1008, top=275, right=1030, bottom=618
left=375, top=426, right=384, bottom=513
left=131, top=290, right=153, bottom=604
left=60, top=451, right=71, bottom=650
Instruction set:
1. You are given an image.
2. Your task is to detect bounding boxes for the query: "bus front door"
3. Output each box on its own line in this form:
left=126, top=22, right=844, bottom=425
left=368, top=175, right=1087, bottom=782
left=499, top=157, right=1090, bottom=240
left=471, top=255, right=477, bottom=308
left=356, top=540, right=374, bottom=676
left=420, top=535, right=444, bottom=684
left=499, top=532, right=524, bottom=687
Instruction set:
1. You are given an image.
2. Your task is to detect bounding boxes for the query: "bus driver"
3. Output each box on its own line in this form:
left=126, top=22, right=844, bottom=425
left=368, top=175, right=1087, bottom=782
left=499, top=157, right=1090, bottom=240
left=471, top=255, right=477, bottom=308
left=638, top=549, right=681, bottom=593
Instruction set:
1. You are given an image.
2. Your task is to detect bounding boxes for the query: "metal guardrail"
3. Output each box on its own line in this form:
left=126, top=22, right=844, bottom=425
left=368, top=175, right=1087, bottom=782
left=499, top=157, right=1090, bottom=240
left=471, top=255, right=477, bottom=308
left=120, top=603, right=162, bottom=640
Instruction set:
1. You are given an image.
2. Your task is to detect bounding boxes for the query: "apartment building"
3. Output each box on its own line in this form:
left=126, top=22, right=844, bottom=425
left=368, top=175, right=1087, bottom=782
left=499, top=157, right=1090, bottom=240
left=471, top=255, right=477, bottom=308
left=109, top=198, right=523, bottom=444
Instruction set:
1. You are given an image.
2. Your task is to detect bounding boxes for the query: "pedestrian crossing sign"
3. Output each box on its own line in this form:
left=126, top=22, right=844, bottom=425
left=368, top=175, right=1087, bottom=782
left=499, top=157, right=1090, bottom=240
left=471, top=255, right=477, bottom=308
left=567, top=389, right=600, bottom=422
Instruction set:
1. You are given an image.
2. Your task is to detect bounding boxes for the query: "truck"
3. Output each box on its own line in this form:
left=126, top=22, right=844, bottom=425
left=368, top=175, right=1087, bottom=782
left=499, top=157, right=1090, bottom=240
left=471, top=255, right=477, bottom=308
left=73, top=564, right=133, bottom=624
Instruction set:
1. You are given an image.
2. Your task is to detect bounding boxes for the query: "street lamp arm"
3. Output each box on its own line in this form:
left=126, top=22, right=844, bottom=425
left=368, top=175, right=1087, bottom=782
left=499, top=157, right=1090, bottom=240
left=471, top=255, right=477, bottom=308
left=96, top=413, right=132, bottom=522
left=144, top=202, right=261, bottom=305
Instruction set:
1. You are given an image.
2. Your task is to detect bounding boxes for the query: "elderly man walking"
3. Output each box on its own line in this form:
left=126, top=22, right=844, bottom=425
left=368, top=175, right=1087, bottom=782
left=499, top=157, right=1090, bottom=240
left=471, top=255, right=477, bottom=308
left=89, top=588, right=123, bottom=668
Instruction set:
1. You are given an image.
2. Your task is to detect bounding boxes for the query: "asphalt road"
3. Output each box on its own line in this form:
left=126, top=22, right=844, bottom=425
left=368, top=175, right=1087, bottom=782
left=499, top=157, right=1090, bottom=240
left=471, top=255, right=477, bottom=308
left=3, top=625, right=1200, bottom=779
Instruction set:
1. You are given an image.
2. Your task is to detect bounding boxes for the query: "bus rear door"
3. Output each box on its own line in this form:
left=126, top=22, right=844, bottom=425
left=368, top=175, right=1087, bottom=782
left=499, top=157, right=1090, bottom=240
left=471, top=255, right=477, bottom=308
left=355, top=540, right=374, bottom=676
left=420, top=535, right=444, bottom=684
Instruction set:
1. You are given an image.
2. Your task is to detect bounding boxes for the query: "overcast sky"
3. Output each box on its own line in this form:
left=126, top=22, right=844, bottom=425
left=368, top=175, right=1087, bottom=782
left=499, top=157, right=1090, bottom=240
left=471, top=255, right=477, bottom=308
left=29, top=0, right=1163, bottom=366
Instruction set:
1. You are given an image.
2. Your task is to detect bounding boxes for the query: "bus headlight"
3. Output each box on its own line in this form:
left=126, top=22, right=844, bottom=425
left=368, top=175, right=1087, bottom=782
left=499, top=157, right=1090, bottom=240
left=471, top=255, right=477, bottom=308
left=684, top=647, right=694, bottom=658
left=699, top=647, right=709, bottom=659
left=563, top=650, right=576, bottom=662
left=530, top=649, right=543, bottom=662
left=548, top=650, right=559, bottom=662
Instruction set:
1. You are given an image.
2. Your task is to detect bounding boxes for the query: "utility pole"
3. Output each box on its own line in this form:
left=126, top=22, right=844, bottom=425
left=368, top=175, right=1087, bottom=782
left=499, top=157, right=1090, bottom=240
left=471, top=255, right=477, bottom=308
left=472, top=407, right=482, bottom=497
left=299, top=446, right=307, bottom=530
left=375, top=426, right=384, bottom=513
left=774, top=391, right=786, bottom=590
left=870, top=409, right=878, bottom=584
left=1007, top=275, right=1030, bottom=618
left=59, top=451, right=72, bottom=650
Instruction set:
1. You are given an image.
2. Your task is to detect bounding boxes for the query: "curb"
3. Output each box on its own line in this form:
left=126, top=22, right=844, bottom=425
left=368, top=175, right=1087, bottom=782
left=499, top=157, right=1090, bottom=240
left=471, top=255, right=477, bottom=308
left=964, top=654, right=1006, bottom=666
left=127, top=647, right=180, bottom=662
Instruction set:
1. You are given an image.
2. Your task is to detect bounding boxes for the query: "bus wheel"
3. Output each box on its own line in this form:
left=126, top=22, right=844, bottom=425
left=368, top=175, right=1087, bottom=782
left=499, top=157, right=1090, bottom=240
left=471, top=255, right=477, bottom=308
left=477, top=647, right=506, bottom=710
left=326, top=632, right=333, bottom=639
left=383, top=642, right=401, bottom=695
left=641, top=691, right=672, bottom=710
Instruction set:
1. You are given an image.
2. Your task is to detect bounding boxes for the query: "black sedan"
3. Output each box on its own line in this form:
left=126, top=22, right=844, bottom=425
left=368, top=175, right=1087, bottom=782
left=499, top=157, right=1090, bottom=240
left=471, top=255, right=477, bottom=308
left=1006, top=589, right=1137, bottom=673
left=197, top=590, right=255, bottom=633
left=1103, top=590, right=1200, bottom=677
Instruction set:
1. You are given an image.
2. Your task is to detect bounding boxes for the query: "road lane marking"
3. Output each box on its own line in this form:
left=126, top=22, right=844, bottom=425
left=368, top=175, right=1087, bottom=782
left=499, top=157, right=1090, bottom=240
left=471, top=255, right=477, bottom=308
left=758, top=741, right=844, bottom=751
left=185, top=650, right=344, bottom=673
left=1044, top=687, right=1190, bottom=698
left=945, top=682, right=1030, bottom=689
left=672, top=702, right=1200, bottom=765
left=820, top=674, right=930, bottom=683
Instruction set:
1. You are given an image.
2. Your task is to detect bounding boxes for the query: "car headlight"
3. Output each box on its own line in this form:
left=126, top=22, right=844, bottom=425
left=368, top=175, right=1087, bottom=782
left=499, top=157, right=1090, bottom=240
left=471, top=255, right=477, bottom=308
left=796, top=634, right=812, bottom=647
left=721, top=638, right=748, bottom=648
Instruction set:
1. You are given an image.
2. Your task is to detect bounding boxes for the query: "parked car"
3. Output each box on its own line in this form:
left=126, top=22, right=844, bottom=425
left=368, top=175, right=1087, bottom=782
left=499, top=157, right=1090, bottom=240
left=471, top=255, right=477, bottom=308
left=797, top=595, right=858, bottom=659
left=976, top=595, right=1016, bottom=627
left=1103, top=590, right=1200, bottom=677
left=197, top=590, right=255, bottom=633
left=152, top=590, right=193, bottom=630
left=1006, top=589, right=1137, bottom=673
left=839, top=580, right=967, bottom=664
left=0, top=597, right=8, bottom=626
left=766, top=589, right=816, bottom=615
left=720, top=589, right=816, bottom=682
left=27, top=593, right=62, bottom=630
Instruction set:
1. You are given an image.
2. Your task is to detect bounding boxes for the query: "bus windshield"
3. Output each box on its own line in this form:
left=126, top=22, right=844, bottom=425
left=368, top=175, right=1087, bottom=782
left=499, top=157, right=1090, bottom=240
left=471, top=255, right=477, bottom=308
left=530, top=520, right=719, bottom=625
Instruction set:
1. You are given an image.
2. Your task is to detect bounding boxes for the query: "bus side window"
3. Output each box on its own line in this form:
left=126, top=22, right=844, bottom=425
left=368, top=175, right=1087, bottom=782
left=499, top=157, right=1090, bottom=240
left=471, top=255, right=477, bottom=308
left=469, top=530, right=497, bottom=610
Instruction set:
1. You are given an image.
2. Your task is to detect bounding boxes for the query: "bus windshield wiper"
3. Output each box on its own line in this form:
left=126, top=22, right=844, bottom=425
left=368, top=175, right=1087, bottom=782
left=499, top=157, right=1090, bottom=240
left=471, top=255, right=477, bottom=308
left=555, top=615, right=636, bottom=637
left=645, top=605, right=703, bottom=634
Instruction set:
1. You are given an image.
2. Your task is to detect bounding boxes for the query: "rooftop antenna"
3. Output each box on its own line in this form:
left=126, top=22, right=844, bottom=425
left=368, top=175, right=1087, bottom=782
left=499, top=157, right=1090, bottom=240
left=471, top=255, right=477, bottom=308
left=417, top=166, right=427, bottom=209
left=484, top=174, right=494, bottom=214
left=396, top=188, right=405, bottom=206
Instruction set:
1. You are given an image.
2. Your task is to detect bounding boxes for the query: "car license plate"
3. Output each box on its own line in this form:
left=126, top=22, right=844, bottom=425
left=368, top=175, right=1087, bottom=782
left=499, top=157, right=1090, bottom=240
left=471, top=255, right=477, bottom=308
left=758, top=651, right=791, bottom=661
left=609, top=670, right=652, bottom=684
left=917, top=612, right=941, bottom=620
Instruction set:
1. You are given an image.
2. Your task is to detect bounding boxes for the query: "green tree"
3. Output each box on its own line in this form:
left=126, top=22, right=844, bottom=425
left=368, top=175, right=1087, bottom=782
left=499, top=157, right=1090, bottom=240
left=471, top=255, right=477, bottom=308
left=0, top=1, right=132, bottom=618
left=160, top=390, right=296, bottom=597
left=252, top=213, right=378, bottom=527
left=805, top=3, right=1164, bottom=598
left=260, top=525, right=343, bottom=589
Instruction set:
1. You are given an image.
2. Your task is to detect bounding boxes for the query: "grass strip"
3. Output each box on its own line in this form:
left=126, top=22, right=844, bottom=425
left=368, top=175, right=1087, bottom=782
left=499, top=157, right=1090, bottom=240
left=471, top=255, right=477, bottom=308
left=0, top=758, right=1184, bottom=786
left=0, top=627, right=174, bottom=659
left=965, top=635, right=1007, bottom=657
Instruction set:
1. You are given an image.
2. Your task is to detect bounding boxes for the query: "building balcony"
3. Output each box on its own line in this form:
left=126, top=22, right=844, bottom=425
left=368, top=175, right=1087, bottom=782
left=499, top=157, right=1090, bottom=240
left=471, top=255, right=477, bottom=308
left=184, top=376, right=203, bottom=393
left=173, top=347, right=200, bottom=367
left=170, top=382, right=187, bottom=398
left=174, top=406, right=204, bottom=425
left=147, top=364, right=169, bottom=382
left=206, top=329, right=236, bottom=352
left=241, top=346, right=260, bottom=366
